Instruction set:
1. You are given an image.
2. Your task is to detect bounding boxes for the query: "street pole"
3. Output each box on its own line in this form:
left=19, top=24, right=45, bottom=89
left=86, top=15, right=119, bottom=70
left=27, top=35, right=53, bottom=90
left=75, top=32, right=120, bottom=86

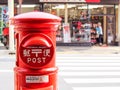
left=103, top=7, right=107, bottom=45
left=64, top=4, right=68, bottom=24
left=8, top=0, right=15, bottom=52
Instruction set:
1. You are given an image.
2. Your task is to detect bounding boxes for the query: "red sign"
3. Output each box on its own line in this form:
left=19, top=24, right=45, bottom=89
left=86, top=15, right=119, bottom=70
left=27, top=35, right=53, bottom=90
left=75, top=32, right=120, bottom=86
left=40, top=0, right=100, bottom=3
left=86, top=0, right=100, bottom=2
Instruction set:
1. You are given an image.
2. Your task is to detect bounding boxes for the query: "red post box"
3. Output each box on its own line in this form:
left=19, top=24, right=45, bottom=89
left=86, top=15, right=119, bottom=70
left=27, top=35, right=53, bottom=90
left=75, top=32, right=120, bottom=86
left=11, top=12, right=61, bottom=90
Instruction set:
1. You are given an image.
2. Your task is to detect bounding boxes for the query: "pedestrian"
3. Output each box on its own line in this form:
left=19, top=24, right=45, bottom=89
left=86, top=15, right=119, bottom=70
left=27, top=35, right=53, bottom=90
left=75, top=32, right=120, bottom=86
left=96, top=22, right=103, bottom=46
left=2, top=22, right=9, bottom=49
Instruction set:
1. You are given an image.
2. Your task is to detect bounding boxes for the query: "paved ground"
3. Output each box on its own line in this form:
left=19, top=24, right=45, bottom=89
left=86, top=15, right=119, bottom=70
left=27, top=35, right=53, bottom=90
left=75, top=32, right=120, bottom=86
left=57, top=54, right=120, bottom=90
left=0, top=45, right=120, bottom=56
left=56, top=46, right=120, bottom=54
left=0, top=43, right=120, bottom=90
left=0, top=53, right=120, bottom=90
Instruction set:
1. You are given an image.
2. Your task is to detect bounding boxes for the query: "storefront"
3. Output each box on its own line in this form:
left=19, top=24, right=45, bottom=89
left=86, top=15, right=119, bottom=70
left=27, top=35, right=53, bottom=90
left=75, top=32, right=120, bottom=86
left=0, top=6, right=8, bottom=36
left=0, top=0, right=119, bottom=46
left=38, top=0, right=119, bottom=46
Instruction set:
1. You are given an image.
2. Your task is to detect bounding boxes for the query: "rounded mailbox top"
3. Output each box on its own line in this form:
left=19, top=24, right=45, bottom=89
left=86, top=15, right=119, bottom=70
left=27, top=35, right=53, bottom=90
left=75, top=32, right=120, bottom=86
left=13, top=11, right=61, bottom=21
left=12, top=12, right=61, bottom=31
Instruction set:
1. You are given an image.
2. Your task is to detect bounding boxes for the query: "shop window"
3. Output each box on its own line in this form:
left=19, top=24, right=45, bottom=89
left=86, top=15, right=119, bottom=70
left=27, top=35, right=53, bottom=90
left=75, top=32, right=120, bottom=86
left=69, top=5, right=91, bottom=43
left=107, top=16, right=115, bottom=44
left=89, top=5, right=104, bottom=15
left=106, top=7, right=114, bottom=15
left=89, top=5, right=115, bottom=15
left=44, top=4, right=116, bottom=44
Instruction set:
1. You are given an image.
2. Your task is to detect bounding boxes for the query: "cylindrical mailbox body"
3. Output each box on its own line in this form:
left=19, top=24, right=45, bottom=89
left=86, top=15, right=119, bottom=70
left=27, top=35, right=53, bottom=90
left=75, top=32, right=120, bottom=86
left=12, top=12, right=61, bottom=90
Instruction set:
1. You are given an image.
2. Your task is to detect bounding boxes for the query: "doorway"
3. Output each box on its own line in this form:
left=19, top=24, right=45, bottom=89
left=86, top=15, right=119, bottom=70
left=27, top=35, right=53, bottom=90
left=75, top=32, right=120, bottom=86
left=106, top=15, right=116, bottom=45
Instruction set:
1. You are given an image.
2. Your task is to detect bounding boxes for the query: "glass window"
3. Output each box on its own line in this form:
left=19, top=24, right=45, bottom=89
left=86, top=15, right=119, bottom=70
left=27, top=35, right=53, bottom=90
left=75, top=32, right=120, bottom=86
left=89, top=5, right=104, bottom=15
left=44, top=4, right=116, bottom=44
left=106, top=6, right=114, bottom=14
left=89, top=5, right=115, bottom=15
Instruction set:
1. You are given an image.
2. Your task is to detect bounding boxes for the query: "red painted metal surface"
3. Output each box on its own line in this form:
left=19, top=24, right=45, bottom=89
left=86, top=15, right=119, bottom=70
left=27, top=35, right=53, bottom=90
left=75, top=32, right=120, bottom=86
left=12, top=12, right=61, bottom=90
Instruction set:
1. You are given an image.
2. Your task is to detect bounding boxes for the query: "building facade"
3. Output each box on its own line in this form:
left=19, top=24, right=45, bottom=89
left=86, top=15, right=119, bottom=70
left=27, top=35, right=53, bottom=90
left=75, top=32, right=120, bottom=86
left=0, top=0, right=120, bottom=46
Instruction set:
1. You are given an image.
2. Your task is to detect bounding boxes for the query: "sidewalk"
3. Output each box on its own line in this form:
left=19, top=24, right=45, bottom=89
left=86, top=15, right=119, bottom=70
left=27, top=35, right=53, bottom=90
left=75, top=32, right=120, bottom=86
left=0, top=46, right=120, bottom=57
left=56, top=46, right=120, bottom=54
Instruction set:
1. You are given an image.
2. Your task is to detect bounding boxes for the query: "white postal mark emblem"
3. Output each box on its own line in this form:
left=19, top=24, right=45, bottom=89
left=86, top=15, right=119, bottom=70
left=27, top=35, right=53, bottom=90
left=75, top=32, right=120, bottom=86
left=23, top=48, right=51, bottom=64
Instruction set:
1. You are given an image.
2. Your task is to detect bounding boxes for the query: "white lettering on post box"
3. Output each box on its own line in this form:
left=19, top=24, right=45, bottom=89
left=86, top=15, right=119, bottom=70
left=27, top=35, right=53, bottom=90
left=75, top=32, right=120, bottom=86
left=31, top=49, right=42, bottom=57
left=43, top=49, right=50, bottom=57
left=24, top=48, right=50, bottom=64
left=27, top=57, right=45, bottom=63
left=23, top=49, right=31, bottom=57
left=21, top=47, right=54, bottom=67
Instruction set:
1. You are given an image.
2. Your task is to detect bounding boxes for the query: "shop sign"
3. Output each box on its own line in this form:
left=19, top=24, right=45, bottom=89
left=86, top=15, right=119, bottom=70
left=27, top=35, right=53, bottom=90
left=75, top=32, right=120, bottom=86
left=86, top=0, right=100, bottom=2
left=39, top=0, right=100, bottom=3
